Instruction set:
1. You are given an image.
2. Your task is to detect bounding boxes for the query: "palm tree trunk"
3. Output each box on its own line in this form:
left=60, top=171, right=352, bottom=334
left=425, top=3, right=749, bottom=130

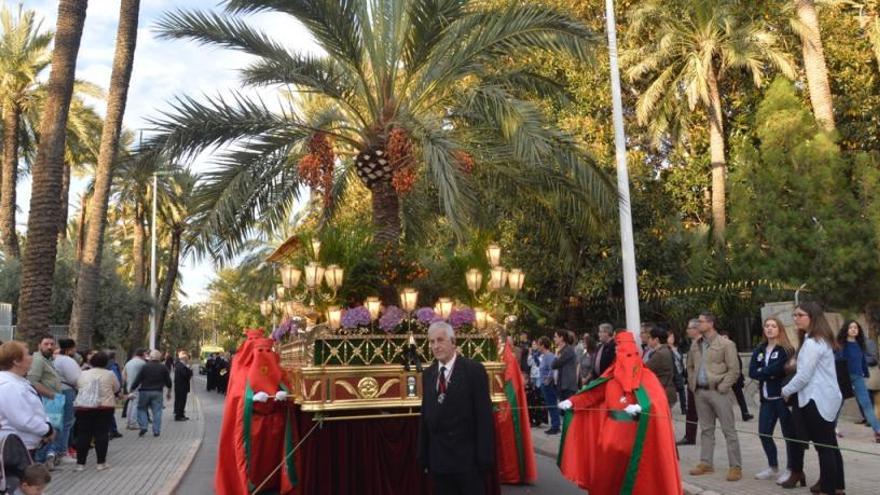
left=706, top=65, right=727, bottom=245
left=58, top=161, right=71, bottom=241
left=70, top=0, right=140, bottom=348
left=795, top=0, right=836, bottom=132
left=156, top=227, right=181, bottom=338
left=129, top=201, right=147, bottom=351
left=16, top=0, right=88, bottom=344
left=1, top=104, right=22, bottom=258
left=370, top=181, right=401, bottom=247
left=75, top=192, right=87, bottom=263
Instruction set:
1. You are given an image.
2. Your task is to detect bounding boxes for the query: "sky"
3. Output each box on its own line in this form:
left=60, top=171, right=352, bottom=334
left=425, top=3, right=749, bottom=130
left=19, top=0, right=321, bottom=303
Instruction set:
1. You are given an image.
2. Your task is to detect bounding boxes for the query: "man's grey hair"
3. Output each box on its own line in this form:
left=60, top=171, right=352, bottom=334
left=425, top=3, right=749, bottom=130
left=687, top=318, right=701, bottom=328
left=428, top=321, right=456, bottom=341
left=149, top=349, right=162, bottom=361
left=598, top=323, right=613, bottom=334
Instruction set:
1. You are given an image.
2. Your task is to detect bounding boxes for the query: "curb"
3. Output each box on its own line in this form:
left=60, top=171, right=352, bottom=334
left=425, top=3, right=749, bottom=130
left=157, top=393, right=206, bottom=495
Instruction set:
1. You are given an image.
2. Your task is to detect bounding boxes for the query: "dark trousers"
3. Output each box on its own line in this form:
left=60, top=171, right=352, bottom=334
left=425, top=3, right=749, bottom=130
left=677, top=384, right=688, bottom=415
left=683, top=389, right=698, bottom=442
left=432, top=470, right=485, bottom=495
left=541, top=383, right=560, bottom=429
left=75, top=409, right=113, bottom=465
left=758, top=398, right=795, bottom=469
left=558, top=389, right=576, bottom=401
left=174, top=388, right=189, bottom=419
left=796, top=400, right=844, bottom=492
left=733, top=380, right=751, bottom=418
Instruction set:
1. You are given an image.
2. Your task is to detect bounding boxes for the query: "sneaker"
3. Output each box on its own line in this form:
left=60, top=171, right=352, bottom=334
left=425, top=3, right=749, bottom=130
left=776, top=469, right=792, bottom=485
left=96, top=463, right=110, bottom=471
left=74, top=464, right=85, bottom=473
left=58, top=456, right=77, bottom=465
left=726, top=466, right=742, bottom=481
left=755, top=467, right=778, bottom=480
left=45, top=453, right=56, bottom=471
left=689, top=463, right=714, bottom=476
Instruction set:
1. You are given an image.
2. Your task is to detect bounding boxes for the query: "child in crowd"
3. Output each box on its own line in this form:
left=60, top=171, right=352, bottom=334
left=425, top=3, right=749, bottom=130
left=15, top=464, right=51, bottom=495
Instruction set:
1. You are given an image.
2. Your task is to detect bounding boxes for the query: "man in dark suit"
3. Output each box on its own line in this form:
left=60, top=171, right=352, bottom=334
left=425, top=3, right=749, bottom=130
left=173, top=352, right=193, bottom=421
left=418, top=321, right=495, bottom=495
left=592, top=323, right=617, bottom=380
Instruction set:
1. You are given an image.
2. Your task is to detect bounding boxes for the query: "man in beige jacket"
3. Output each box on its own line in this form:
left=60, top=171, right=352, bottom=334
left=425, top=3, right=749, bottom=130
left=686, top=312, right=743, bottom=482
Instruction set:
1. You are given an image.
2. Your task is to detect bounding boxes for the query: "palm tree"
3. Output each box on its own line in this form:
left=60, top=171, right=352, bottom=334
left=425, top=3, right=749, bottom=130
left=16, top=0, right=88, bottom=343
left=626, top=0, right=796, bottom=244
left=69, top=0, right=141, bottom=348
left=0, top=4, right=52, bottom=258
left=155, top=167, right=197, bottom=336
left=793, top=0, right=837, bottom=131
left=150, top=0, right=610, bottom=263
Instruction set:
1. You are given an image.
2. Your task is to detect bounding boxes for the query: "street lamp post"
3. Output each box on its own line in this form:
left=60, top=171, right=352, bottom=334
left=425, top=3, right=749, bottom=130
left=149, top=171, right=158, bottom=351
left=605, top=0, right=642, bottom=342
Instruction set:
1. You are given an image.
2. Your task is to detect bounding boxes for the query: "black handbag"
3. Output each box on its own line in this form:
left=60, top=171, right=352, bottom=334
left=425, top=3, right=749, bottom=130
left=835, top=358, right=854, bottom=400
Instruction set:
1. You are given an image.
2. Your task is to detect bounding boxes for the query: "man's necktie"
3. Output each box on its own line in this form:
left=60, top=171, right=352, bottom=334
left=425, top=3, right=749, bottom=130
left=438, top=366, right=447, bottom=394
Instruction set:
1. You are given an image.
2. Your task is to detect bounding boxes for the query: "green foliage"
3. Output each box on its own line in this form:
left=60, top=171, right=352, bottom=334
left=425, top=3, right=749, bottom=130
left=161, top=303, right=203, bottom=354
left=729, top=78, right=880, bottom=310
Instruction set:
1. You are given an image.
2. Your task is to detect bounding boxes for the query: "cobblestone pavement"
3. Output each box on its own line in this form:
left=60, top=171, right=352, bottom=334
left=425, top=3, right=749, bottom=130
left=530, top=398, right=880, bottom=494
left=46, top=392, right=204, bottom=495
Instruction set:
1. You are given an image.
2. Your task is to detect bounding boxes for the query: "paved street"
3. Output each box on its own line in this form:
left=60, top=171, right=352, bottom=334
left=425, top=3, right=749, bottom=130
left=175, top=373, right=225, bottom=494
left=46, top=390, right=203, bottom=495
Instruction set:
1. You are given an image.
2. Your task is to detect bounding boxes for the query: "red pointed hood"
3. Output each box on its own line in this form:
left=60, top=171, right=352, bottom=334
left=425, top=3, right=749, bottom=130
left=606, top=331, right=643, bottom=393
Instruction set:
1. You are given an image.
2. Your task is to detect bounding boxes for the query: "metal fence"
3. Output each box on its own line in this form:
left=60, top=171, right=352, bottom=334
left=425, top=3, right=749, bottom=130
left=0, top=325, right=70, bottom=342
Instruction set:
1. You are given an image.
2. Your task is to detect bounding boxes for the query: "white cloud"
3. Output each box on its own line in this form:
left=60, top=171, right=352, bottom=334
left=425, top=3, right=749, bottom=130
left=17, top=0, right=318, bottom=304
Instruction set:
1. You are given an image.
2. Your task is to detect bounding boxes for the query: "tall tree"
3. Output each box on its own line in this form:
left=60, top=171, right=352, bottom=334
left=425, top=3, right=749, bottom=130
left=151, top=0, right=611, bottom=266
left=793, top=0, right=837, bottom=131
left=0, top=4, right=52, bottom=258
left=69, top=0, right=140, bottom=348
left=16, top=0, right=88, bottom=343
left=155, top=168, right=196, bottom=338
left=626, top=0, right=795, bottom=244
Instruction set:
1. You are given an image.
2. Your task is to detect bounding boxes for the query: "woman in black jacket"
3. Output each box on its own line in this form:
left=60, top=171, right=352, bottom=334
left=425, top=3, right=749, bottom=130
left=749, top=316, right=797, bottom=483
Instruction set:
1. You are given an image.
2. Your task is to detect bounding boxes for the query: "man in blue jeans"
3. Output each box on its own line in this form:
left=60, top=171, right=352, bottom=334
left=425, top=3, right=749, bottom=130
left=130, top=350, right=172, bottom=437
left=51, top=339, right=81, bottom=466
left=538, top=336, right=560, bottom=434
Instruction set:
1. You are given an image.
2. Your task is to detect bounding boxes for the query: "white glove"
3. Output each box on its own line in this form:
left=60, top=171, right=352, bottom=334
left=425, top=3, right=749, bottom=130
left=253, top=391, right=270, bottom=403
left=624, top=404, right=642, bottom=416
left=558, top=399, right=573, bottom=411
left=275, top=391, right=289, bottom=401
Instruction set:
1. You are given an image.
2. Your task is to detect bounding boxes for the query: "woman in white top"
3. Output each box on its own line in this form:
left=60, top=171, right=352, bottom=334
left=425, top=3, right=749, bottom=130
left=781, top=302, right=844, bottom=494
left=0, top=341, right=54, bottom=453
left=73, top=351, right=121, bottom=472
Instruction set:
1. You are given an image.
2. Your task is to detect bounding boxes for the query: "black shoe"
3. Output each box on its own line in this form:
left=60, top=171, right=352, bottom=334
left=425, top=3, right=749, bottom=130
left=545, top=428, right=560, bottom=435
left=676, top=438, right=695, bottom=446
left=153, top=432, right=160, bottom=437
left=742, top=413, right=754, bottom=421
left=174, top=417, right=186, bottom=421
left=110, top=432, right=123, bottom=439
left=138, top=430, right=147, bottom=437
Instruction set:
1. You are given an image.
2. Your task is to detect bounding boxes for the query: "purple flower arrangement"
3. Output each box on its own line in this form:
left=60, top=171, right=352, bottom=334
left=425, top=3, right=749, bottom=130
left=448, top=307, right=475, bottom=329
left=341, top=305, right=371, bottom=329
left=415, top=307, right=442, bottom=325
left=271, top=317, right=305, bottom=341
left=379, top=305, right=406, bottom=332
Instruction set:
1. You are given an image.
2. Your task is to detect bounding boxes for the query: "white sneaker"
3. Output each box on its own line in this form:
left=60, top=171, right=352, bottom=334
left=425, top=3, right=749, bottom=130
left=754, top=467, right=778, bottom=480
left=776, top=470, right=791, bottom=484
left=96, top=463, right=110, bottom=471
left=58, top=456, right=77, bottom=465
left=73, top=465, right=85, bottom=473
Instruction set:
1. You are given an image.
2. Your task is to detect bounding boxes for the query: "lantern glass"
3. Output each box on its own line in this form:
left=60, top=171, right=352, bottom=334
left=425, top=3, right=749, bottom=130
left=508, top=268, right=525, bottom=292
left=486, top=244, right=502, bottom=267
left=275, top=284, right=286, bottom=300
left=400, top=288, right=419, bottom=312
left=474, top=308, right=488, bottom=329
left=304, top=262, right=325, bottom=288
left=365, top=296, right=382, bottom=321
left=489, top=266, right=507, bottom=290
left=324, top=264, right=344, bottom=289
left=327, top=306, right=342, bottom=330
left=260, top=300, right=272, bottom=316
left=437, top=297, right=453, bottom=319
left=311, top=239, right=322, bottom=259
left=280, top=265, right=301, bottom=289
left=465, top=268, right=483, bottom=293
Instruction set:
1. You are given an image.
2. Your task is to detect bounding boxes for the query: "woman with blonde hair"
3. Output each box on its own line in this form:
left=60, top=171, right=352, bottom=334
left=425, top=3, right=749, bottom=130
left=748, top=317, right=796, bottom=483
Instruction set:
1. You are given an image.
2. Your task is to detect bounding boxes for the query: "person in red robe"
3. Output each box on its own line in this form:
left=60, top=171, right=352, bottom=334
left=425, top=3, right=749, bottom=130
left=556, top=331, right=681, bottom=495
left=495, top=337, right=537, bottom=484
left=215, top=331, right=299, bottom=494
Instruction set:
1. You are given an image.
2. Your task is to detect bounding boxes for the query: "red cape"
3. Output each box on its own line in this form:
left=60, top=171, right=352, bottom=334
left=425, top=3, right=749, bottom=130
left=216, top=331, right=299, bottom=495
left=495, top=338, right=537, bottom=484
left=557, top=335, right=681, bottom=495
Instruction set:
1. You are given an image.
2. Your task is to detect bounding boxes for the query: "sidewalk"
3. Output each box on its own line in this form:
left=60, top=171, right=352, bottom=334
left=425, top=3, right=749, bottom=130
left=530, top=402, right=880, bottom=494
left=46, top=393, right=204, bottom=495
